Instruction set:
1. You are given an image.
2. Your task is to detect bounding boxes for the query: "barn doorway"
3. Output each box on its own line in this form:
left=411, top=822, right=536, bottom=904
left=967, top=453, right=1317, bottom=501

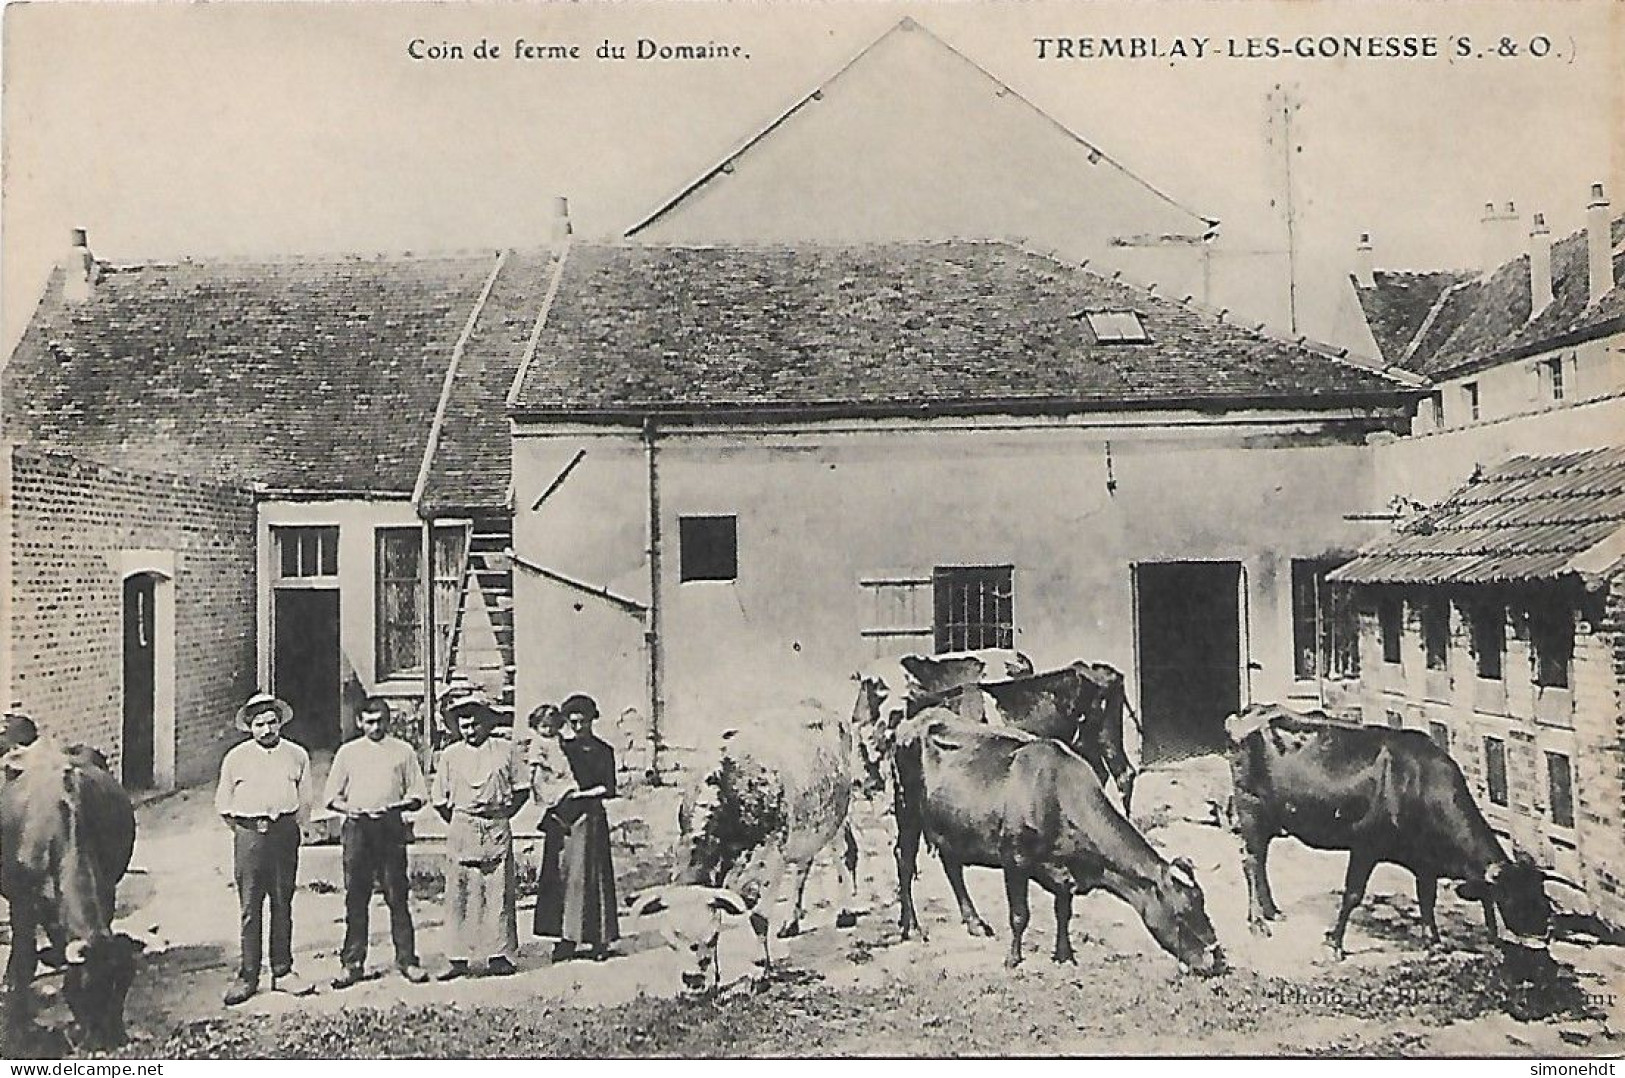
left=273, top=589, right=341, bottom=751
left=1134, top=561, right=1243, bottom=763
left=122, top=574, right=157, bottom=789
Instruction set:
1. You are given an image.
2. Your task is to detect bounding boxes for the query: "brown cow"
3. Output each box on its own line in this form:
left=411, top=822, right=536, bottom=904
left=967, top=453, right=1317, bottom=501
left=2, top=743, right=143, bottom=1051
left=1227, top=703, right=1551, bottom=958
left=877, top=706, right=1223, bottom=973
left=897, top=654, right=1138, bottom=813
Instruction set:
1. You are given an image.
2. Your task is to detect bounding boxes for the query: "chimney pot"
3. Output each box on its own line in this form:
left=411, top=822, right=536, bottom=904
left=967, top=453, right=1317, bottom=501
left=63, top=227, right=96, bottom=303
left=1529, top=211, right=1554, bottom=315
left=1353, top=232, right=1375, bottom=288
left=1481, top=200, right=1523, bottom=276
left=1586, top=181, right=1613, bottom=303
left=550, top=196, right=573, bottom=243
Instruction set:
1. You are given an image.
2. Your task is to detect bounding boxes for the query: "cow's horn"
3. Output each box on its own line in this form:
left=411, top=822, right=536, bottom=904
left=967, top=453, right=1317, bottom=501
left=64, top=939, right=90, bottom=965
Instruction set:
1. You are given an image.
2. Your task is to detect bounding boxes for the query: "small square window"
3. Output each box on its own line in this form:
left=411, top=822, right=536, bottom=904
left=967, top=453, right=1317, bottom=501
left=1080, top=310, right=1149, bottom=344
left=1484, top=736, right=1508, bottom=807
left=274, top=526, right=338, bottom=578
left=679, top=516, right=738, bottom=582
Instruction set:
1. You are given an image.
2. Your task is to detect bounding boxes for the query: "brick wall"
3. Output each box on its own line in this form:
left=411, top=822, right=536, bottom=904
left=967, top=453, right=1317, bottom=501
left=1585, top=584, right=1625, bottom=925
left=6, top=445, right=258, bottom=787
left=1338, top=581, right=1625, bottom=929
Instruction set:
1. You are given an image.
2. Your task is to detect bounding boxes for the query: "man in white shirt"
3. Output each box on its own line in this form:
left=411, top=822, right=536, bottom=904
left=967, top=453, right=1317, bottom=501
left=215, top=692, right=312, bottom=1005
left=323, top=696, right=430, bottom=988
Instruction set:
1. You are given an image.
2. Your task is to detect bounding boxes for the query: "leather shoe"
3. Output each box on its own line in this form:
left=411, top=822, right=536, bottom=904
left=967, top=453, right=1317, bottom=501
left=223, top=979, right=257, bottom=1006
left=436, top=961, right=469, bottom=982
left=400, top=964, right=429, bottom=984
left=331, top=967, right=364, bottom=990
left=485, top=956, right=519, bottom=977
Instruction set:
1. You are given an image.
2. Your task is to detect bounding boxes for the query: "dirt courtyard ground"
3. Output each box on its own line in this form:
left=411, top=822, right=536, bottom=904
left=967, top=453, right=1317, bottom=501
left=8, top=755, right=1624, bottom=1057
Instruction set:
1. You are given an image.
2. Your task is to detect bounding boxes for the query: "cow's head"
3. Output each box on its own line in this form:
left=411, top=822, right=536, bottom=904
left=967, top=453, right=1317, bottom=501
left=1140, top=857, right=1226, bottom=977
left=627, top=885, right=753, bottom=994
left=1458, top=859, right=1552, bottom=944
left=60, top=932, right=144, bottom=1049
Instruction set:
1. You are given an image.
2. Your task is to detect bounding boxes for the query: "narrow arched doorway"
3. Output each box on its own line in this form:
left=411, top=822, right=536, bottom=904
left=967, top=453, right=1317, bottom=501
left=122, top=573, right=158, bottom=789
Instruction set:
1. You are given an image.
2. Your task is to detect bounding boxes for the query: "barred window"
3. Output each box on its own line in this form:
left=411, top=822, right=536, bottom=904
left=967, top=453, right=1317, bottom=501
left=933, top=566, right=1014, bottom=653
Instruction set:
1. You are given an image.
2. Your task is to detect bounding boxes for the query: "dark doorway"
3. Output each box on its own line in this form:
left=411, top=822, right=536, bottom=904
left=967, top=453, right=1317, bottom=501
left=1135, top=561, right=1243, bottom=763
left=274, top=589, right=341, bottom=751
left=122, top=575, right=156, bottom=789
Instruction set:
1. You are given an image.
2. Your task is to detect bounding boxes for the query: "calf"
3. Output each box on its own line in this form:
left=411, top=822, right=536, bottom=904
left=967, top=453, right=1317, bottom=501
left=1226, top=703, right=1551, bottom=958
left=630, top=694, right=866, bottom=991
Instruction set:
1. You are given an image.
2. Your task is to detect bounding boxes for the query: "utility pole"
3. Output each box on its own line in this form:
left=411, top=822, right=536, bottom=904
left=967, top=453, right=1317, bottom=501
left=1266, top=83, right=1303, bottom=335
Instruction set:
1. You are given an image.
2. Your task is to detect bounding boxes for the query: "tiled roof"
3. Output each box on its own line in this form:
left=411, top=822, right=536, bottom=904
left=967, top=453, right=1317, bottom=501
left=1359, top=217, right=1625, bottom=379
left=1329, top=446, right=1625, bottom=586
left=1352, top=270, right=1472, bottom=365
left=419, top=250, right=560, bottom=515
left=511, top=242, right=1419, bottom=417
left=3, top=255, right=502, bottom=495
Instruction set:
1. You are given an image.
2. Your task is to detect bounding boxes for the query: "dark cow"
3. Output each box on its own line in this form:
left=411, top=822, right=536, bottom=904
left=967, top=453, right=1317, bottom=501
left=898, top=654, right=1138, bottom=813
left=1226, top=703, right=1552, bottom=958
left=2, top=742, right=141, bottom=1051
left=860, top=698, right=1223, bottom=973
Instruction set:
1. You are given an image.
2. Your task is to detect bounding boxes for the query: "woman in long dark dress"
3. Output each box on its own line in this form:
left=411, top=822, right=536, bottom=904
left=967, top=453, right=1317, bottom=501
left=533, top=693, right=619, bottom=960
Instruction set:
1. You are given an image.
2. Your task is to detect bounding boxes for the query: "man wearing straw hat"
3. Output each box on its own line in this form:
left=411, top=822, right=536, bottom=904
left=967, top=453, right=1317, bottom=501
left=431, top=686, right=529, bottom=979
left=215, top=691, right=313, bottom=1005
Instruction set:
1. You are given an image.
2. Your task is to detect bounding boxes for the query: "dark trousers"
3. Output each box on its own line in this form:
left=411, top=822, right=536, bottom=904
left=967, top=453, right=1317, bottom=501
left=231, top=814, right=300, bottom=983
left=340, top=813, right=417, bottom=972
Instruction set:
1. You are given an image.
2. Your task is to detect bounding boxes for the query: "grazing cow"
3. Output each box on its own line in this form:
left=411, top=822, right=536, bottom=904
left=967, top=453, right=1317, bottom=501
left=886, top=709, right=1222, bottom=971
left=897, top=654, right=1138, bottom=813
left=2, top=743, right=142, bottom=1050
left=1226, top=703, right=1552, bottom=958
left=629, top=693, right=867, bottom=992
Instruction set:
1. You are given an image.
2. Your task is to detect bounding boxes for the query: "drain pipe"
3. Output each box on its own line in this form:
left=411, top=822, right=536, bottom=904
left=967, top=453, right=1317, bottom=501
left=420, top=517, right=437, bottom=768
left=643, top=417, right=665, bottom=780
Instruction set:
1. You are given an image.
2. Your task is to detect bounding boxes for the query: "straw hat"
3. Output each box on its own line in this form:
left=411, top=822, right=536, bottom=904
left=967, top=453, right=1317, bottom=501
left=440, top=684, right=503, bottom=733
left=234, top=692, right=293, bottom=732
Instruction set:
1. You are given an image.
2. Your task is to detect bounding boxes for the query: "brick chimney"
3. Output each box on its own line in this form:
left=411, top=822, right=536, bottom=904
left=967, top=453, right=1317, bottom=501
left=1481, top=201, right=1521, bottom=277
left=1587, top=182, right=1613, bottom=304
left=1353, top=232, right=1375, bottom=288
left=63, top=227, right=96, bottom=303
left=1529, top=212, right=1553, bottom=315
left=550, top=196, right=573, bottom=243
